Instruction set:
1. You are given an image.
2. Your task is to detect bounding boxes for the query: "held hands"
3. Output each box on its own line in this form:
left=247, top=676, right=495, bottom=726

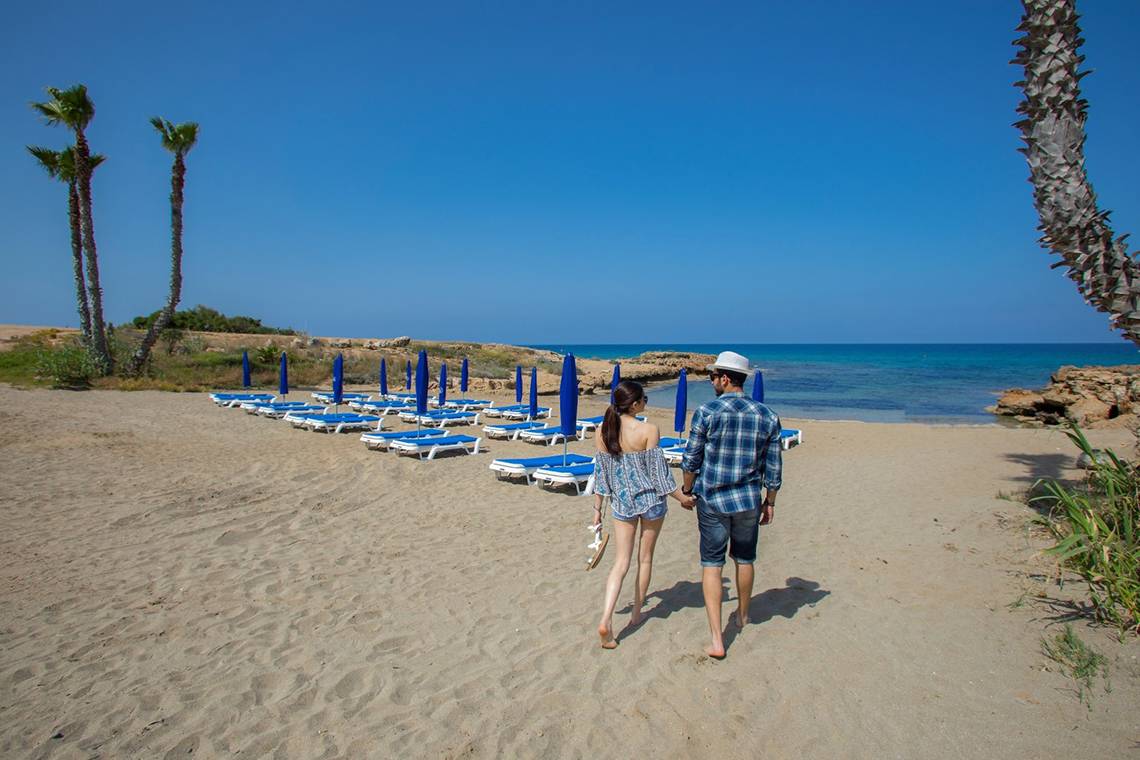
left=678, top=492, right=697, bottom=510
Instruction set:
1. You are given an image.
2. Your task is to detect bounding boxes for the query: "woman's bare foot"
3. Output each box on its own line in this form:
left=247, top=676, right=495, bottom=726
left=598, top=622, right=617, bottom=649
left=705, top=642, right=726, bottom=659
left=630, top=607, right=644, bottom=626
left=733, top=610, right=749, bottom=629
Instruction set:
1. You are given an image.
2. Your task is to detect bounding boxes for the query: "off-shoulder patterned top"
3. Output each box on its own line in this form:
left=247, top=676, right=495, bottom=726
left=593, top=448, right=677, bottom=520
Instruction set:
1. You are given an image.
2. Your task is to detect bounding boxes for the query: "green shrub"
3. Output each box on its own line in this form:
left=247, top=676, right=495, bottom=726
left=132, top=305, right=294, bottom=334
left=35, top=342, right=96, bottom=389
left=254, top=344, right=283, bottom=364
left=1033, top=425, right=1140, bottom=635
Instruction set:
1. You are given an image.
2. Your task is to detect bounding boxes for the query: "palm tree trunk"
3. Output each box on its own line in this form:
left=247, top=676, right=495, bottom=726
left=67, top=180, right=93, bottom=346
left=73, top=130, right=113, bottom=373
left=129, top=153, right=185, bottom=374
left=1014, top=0, right=1140, bottom=345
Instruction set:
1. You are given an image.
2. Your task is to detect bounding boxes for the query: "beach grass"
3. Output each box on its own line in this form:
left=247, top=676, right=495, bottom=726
left=1033, top=426, right=1140, bottom=636
left=1041, top=624, right=1111, bottom=707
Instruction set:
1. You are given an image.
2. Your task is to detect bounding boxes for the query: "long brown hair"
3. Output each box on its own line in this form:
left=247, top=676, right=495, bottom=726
left=602, top=379, right=645, bottom=456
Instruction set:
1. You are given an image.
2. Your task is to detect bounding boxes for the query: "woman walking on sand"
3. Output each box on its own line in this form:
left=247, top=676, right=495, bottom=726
left=591, top=380, right=693, bottom=649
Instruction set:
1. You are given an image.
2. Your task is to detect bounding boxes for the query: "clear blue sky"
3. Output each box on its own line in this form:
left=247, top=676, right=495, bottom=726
left=2, top=1, right=1138, bottom=344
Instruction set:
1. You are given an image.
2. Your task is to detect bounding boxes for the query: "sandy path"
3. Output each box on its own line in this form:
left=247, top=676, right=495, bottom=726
left=0, top=387, right=1136, bottom=758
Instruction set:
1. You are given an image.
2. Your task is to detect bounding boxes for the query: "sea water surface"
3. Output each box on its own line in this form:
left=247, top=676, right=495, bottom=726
left=527, top=344, right=1138, bottom=424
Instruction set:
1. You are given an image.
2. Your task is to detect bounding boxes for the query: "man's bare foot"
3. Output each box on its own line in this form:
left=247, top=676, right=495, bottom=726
left=598, top=623, right=617, bottom=649
left=705, top=642, right=726, bottom=659
left=630, top=608, right=644, bottom=626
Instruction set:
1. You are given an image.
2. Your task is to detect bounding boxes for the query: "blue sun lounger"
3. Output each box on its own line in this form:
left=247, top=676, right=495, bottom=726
left=360, top=427, right=449, bottom=450
left=518, top=424, right=581, bottom=445
left=441, top=398, right=492, bottom=410
left=256, top=403, right=325, bottom=418
left=482, top=420, right=548, bottom=440
left=533, top=462, right=596, bottom=495
left=311, top=391, right=370, bottom=404
left=387, top=392, right=417, bottom=403
left=351, top=399, right=414, bottom=415
left=575, top=415, right=605, bottom=433
left=398, top=410, right=480, bottom=427
left=481, top=404, right=529, bottom=418
left=211, top=392, right=275, bottom=407
left=389, top=434, right=482, bottom=460
left=285, top=411, right=374, bottom=429
left=241, top=399, right=307, bottom=413
left=501, top=407, right=552, bottom=421
left=305, top=413, right=382, bottom=433
left=489, top=453, right=594, bottom=484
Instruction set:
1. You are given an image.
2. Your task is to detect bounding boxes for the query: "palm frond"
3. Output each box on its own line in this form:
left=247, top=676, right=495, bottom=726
left=26, top=145, right=63, bottom=179
left=55, top=148, right=105, bottom=182
left=151, top=117, right=199, bottom=154
left=30, top=84, right=94, bottom=131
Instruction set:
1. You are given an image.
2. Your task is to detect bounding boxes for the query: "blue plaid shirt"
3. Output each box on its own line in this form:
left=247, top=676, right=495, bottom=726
left=681, top=392, right=782, bottom=514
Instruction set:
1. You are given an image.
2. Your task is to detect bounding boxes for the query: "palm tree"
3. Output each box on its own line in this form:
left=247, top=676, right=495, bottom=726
left=30, top=85, right=114, bottom=372
left=1014, top=0, right=1140, bottom=346
left=26, top=147, right=105, bottom=346
left=127, top=118, right=199, bottom=375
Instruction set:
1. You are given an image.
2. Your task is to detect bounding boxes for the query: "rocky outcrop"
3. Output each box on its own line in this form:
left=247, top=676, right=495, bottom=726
left=992, top=365, right=1140, bottom=429
left=575, top=352, right=714, bottom=395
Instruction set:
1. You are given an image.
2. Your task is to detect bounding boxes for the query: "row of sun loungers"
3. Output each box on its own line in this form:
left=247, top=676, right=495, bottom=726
left=209, top=391, right=802, bottom=496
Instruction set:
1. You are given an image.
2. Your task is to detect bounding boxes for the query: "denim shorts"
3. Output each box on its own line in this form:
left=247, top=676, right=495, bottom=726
left=612, top=499, right=667, bottom=523
left=697, top=504, right=759, bottom=567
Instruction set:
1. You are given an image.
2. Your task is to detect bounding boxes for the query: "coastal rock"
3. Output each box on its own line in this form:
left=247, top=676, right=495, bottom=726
left=993, top=389, right=1043, bottom=416
left=329, top=339, right=352, bottom=349
left=994, top=365, right=1140, bottom=430
left=379, top=336, right=411, bottom=348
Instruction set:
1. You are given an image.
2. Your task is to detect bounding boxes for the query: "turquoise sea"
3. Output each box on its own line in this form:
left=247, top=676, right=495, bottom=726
left=527, top=344, right=1139, bottom=424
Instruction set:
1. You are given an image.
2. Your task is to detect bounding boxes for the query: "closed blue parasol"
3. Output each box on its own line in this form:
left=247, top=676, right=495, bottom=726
left=515, top=365, right=523, bottom=404
left=241, top=350, right=251, bottom=388
left=278, top=352, right=289, bottom=398
left=379, top=358, right=388, bottom=397
left=559, top=353, right=578, bottom=464
left=461, top=358, right=469, bottom=393
left=332, top=353, right=344, bottom=408
left=529, top=366, right=538, bottom=421
left=751, top=370, right=765, bottom=403
left=610, top=363, right=620, bottom=404
left=415, top=350, right=428, bottom=416
left=406, top=359, right=412, bottom=390
left=674, top=369, right=688, bottom=437
left=439, top=363, right=448, bottom=406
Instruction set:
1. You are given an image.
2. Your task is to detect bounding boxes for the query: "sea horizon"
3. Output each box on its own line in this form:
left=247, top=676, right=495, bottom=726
left=528, top=342, right=1139, bottom=425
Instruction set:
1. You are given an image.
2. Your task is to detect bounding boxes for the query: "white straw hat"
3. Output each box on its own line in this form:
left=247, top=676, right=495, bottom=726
left=705, top=351, right=754, bottom=376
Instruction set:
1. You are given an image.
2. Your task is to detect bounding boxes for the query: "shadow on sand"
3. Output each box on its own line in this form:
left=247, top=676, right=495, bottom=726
left=617, top=576, right=830, bottom=645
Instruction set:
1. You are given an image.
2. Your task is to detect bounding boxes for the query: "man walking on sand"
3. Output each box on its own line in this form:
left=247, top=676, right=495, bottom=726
left=680, top=351, right=783, bottom=659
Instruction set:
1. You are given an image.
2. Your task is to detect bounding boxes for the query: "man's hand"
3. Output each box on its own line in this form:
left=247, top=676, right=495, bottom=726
left=679, top=492, right=696, bottom=510
left=759, top=502, right=774, bottom=525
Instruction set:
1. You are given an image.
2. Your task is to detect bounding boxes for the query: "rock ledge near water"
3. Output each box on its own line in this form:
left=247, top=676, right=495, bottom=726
left=991, top=365, right=1140, bottom=430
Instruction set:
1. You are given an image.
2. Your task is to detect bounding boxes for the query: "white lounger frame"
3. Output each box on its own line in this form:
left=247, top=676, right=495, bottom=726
left=389, top=436, right=482, bottom=460
left=482, top=422, right=547, bottom=440
left=359, top=429, right=448, bottom=450
left=518, top=428, right=583, bottom=446
left=533, top=467, right=596, bottom=496
left=305, top=416, right=382, bottom=434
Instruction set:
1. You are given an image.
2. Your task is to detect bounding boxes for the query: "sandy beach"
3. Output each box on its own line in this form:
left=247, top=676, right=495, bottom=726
left=1, top=385, right=1138, bottom=758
